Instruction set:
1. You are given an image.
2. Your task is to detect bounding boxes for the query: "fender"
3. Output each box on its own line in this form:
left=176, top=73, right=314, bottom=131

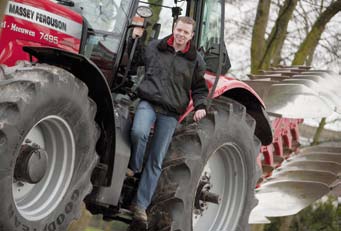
left=23, top=46, right=115, bottom=183
left=180, top=72, right=273, bottom=145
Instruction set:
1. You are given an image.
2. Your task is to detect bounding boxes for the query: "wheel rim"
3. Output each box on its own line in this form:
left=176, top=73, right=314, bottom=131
left=193, top=143, right=247, bottom=231
left=12, top=115, right=75, bottom=221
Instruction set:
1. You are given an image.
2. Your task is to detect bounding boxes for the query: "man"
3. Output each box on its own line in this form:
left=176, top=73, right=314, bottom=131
left=129, top=16, right=208, bottom=223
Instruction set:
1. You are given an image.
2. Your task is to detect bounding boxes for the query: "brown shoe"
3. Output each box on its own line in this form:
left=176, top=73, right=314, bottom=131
left=130, top=204, right=147, bottom=222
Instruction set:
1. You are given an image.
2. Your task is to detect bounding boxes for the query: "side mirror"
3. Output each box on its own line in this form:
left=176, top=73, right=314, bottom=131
left=136, top=6, right=153, bottom=18
left=204, top=42, right=231, bottom=75
left=130, top=6, right=153, bottom=28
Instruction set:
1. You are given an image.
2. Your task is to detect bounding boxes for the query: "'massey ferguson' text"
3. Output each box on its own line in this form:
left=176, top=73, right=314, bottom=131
left=8, top=3, right=67, bottom=32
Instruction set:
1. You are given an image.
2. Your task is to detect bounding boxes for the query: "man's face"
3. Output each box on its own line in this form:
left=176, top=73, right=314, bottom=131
left=173, top=21, right=194, bottom=46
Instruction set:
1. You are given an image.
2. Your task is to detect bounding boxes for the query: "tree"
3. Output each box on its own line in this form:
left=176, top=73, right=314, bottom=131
left=292, top=0, right=341, bottom=65
left=251, top=0, right=299, bottom=72
left=145, top=0, right=163, bottom=42
left=246, top=2, right=340, bottom=230
left=250, top=0, right=341, bottom=73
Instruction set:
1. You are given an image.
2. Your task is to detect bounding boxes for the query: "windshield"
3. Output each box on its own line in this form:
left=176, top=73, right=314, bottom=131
left=73, top=0, right=134, bottom=84
left=73, top=0, right=132, bottom=32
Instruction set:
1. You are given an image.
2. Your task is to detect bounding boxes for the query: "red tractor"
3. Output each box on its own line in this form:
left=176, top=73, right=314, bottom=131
left=0, top=0, right=339, bottom=230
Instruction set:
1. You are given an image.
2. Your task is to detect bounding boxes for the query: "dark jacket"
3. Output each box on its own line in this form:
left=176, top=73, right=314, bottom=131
left=137, top=35, right=208, bottom=117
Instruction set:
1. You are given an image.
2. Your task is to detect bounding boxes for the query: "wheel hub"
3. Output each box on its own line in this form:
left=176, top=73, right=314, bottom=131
left=194, top=173, right=221, bottom=215
left=14, top=142, right=48, bottom=184
left=12, top=115, right=76, bottom=221
left=192, top=144, right=248, bottom=231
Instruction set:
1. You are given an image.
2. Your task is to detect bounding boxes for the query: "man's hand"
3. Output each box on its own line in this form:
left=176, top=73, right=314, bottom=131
left=193, top=109, right=206, bottom=122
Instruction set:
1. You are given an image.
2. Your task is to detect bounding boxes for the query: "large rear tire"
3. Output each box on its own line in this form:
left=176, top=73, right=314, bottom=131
left=0, top=63, right=98, bottom=230
left=149, top=98, right=261, bottom=231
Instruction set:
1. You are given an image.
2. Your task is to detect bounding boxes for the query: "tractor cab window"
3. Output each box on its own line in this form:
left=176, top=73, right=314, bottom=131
left=198, top=0, right=230, bottom=74
left=73, top=0, right=134, bottom=83
left=74, top=0, right=131, bottom=33
left=198, top=0, right=221, bottom=52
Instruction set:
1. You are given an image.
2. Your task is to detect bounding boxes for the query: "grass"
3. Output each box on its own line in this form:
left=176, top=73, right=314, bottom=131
left=84, top=220, right=129, bottom=231
left=85, top=228, right=103, bottom=231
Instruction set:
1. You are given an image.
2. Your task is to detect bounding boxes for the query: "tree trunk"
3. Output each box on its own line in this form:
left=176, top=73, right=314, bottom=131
left=292, top=0, right=341, bottom=65
left=259, top=0, right=298, bottom=70
left=251, top=224, right=265, bottom=231
left=278, top=216, right=294, bottom=231
left=271, top=39, right=285, bottom=66
left=311, top=117, right=327, bottom=146
left=251, top=0, right=271, bottom=74
left=145, top=0, right=163, bottom=42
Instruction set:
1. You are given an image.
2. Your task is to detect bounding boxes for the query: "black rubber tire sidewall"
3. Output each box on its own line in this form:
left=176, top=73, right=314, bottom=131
left=149, top=98, right=261, bottom=231
left=0, top=66, right=98, bottom=231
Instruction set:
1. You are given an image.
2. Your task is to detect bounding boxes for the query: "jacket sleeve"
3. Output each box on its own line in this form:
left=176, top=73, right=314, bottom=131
left=191, top=55, right=208, bottom=111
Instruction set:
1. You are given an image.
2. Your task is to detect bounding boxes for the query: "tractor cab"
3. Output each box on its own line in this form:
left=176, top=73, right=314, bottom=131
left=121, top=0, right=231, bottom=92
left=70, top=0, right=230, bottom=93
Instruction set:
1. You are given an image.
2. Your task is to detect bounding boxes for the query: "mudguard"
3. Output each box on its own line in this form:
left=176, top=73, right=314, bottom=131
left=180, top=71, right=273, bottom=146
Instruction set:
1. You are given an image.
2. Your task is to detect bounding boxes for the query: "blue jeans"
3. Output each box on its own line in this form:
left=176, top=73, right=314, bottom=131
left=130, top=100, right=178, bottom=209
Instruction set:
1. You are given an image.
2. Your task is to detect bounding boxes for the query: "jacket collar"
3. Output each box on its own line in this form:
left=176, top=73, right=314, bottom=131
left=167, top=35, right=191, bottom=53
left=157, top=35, right=197, bottom=61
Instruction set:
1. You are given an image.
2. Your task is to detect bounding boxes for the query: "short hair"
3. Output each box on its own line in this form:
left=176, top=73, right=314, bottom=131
left=175, top=16, right=196, bottom=31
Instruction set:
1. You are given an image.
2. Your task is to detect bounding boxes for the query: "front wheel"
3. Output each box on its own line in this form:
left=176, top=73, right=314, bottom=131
left=149, top=98, right=261, bottom=231
left=0, top=63, right=98, bottom=230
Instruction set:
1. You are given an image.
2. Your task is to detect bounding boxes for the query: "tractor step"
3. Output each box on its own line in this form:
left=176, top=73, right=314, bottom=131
left=103, top=208, right=133, bottom=224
